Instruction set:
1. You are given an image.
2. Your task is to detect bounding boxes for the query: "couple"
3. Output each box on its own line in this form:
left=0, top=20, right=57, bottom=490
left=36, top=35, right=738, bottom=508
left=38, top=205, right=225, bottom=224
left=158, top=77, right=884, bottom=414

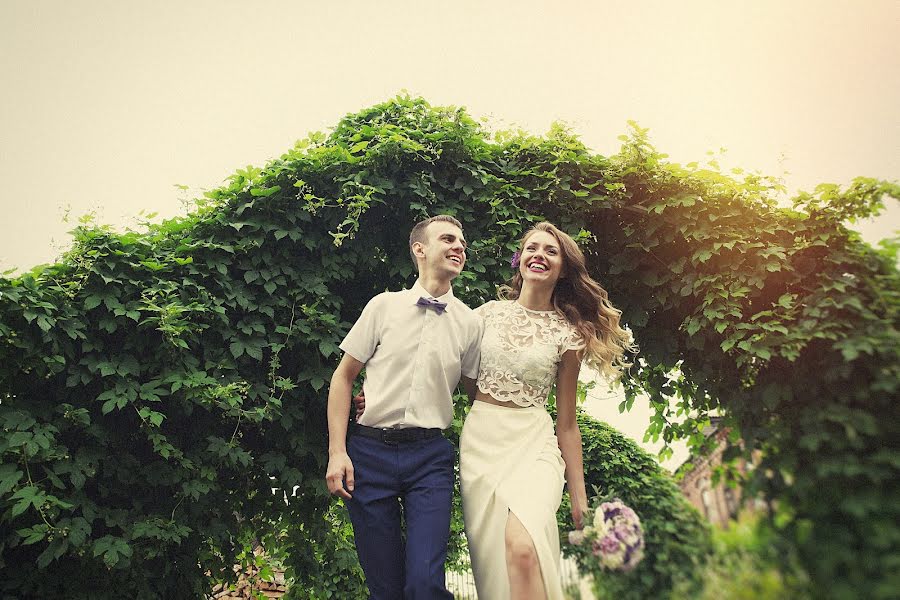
left=325, top=215, right=631, bottom=599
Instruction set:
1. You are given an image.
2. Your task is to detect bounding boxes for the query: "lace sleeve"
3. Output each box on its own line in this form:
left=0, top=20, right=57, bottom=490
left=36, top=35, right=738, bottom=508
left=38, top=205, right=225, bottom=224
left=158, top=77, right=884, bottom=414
left=563, top=325, right=585, bottom=353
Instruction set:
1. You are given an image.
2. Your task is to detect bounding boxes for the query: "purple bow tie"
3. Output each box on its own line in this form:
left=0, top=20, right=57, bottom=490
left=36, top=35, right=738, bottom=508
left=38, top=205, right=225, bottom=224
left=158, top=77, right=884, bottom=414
left=416, top=296, right=447, bottom=314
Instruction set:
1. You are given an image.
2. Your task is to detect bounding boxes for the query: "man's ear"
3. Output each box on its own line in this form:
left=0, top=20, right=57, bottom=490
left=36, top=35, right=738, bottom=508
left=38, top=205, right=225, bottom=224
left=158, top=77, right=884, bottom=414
left=412, top=241, right=426, bottom=260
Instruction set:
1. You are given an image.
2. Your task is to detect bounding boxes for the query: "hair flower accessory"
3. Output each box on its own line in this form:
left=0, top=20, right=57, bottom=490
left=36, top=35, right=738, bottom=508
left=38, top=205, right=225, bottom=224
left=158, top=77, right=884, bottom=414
left=510, top=251, right=521, bottom=268
left=569, top=497, right=645, bottom=572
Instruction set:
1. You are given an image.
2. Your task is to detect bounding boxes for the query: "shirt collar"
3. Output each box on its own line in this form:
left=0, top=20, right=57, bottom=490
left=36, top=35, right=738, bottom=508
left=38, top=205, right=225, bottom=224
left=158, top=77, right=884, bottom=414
left=410, top=281, right=455, bottom=308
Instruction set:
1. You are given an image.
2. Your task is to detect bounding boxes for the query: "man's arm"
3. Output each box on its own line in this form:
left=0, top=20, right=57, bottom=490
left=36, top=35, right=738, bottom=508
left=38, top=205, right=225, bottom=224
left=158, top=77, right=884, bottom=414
left=325, top=353, right=365, bottom=500
left=461, top=376, right=477, bottom=405
left=459, top=309, right=484, bottom=405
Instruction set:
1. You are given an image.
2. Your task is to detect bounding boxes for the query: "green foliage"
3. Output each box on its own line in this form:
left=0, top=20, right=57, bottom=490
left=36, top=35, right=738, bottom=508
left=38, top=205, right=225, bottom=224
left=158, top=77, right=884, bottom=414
left=0, top=94, right=897, bottom=598
left=605, top=124, right=899, bottom=599
left=671, top=512, right=811, bottom=600
left=558, top=410, right=712, bottom=599
left=279, top=503, right=367, bottom=600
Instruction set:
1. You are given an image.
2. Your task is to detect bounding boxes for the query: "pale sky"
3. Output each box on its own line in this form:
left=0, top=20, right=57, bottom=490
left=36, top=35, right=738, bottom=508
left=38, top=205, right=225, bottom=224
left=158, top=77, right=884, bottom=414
left=2, top=0, right=898, bottom=465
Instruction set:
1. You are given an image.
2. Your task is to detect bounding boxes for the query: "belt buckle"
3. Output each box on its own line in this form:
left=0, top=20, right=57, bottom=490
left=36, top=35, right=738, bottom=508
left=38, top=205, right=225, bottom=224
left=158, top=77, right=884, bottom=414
left=381, top=428, right=403, bottom=445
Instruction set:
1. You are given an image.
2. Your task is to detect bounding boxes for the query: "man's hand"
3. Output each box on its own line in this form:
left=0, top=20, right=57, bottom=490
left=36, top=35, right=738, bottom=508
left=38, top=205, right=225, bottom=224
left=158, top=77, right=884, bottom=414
left=352, top=392, right=366, bottom=420
left=326, top=452, right=355, bottom=500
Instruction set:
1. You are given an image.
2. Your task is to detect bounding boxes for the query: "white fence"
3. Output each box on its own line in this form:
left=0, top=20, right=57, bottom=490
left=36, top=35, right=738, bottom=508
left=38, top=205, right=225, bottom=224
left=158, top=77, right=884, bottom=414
left=446, top=555, right=588, bottom=599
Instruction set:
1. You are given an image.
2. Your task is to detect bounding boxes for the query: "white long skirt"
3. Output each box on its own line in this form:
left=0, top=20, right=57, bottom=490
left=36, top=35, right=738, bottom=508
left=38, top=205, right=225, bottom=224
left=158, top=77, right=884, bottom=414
left=460, top=401, right=566, bottom=600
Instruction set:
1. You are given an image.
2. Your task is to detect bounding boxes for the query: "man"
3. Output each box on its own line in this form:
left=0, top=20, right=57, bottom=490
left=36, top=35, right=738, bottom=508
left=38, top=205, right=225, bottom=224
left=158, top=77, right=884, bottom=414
left=325, top=215, right=482, bottom=599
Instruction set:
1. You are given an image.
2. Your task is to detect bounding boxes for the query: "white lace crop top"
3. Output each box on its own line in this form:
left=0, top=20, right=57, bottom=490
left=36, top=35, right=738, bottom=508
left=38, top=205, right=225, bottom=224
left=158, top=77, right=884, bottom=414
left=474, top=300, right=585, bottom=408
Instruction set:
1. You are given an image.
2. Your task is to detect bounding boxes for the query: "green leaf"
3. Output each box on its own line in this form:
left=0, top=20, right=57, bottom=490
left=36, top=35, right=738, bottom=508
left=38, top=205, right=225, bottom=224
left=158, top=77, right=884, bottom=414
left=250, top=185, right=281, bottom=197
left=18, top=525, right=48, bottom=545
left=11, top=498, right=31, bottom=517
left=0, top=466, right=23, bottom=495
left=7, top=431, right=33, bottom=447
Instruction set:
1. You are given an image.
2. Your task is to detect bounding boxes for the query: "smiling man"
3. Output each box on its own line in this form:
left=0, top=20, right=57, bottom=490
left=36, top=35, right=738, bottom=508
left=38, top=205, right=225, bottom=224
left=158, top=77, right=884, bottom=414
left=325, top=215, right=483, bottom=599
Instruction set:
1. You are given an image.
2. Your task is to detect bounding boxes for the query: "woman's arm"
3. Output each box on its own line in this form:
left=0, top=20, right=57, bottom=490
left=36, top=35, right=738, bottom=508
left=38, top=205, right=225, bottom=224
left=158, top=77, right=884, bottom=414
left=556, top=349, right=589, bottom=528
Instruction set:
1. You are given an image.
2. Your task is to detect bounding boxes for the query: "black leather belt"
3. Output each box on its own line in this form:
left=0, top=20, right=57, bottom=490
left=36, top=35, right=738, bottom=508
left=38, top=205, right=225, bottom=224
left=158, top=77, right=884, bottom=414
left=352, top=424, right=443, bottom=444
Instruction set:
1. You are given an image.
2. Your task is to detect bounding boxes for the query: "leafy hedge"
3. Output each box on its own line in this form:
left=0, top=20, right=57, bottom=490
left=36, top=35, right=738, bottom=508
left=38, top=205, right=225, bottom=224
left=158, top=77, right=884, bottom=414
left=557, top=409, right=712, bottom=599
left=1, top=95, right=897, bottom=598
left=671, top=512, right=811, bottom=600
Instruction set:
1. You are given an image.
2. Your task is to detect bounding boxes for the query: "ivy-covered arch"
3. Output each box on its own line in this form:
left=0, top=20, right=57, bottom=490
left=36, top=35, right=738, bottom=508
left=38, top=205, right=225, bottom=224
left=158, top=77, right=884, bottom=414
left=0, top=96, right=896, bottom=599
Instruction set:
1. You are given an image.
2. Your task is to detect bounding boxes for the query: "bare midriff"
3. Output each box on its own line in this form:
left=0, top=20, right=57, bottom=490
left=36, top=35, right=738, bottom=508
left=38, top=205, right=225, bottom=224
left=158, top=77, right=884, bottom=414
left=473, top=390, right=532, bottom=409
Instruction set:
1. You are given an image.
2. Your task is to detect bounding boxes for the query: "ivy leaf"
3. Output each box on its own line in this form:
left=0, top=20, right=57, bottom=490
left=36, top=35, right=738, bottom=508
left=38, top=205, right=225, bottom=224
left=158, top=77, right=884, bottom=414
left=0, top=465, right=23, bottom=495
left=18, top=525, right=49, bottom=545
left=250, top=185, right=281, bottom=197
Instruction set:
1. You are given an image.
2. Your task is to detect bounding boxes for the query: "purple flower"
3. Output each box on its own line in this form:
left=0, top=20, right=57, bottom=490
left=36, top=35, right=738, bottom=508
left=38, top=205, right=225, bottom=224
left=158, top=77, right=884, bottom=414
left=613, top=523, right=631, bottom=540
left=620, top=506, right=639, bottom=521
left=511, top=251, right=521, bottom=268
left=581, top=498, right=646, bottom=572
left=600, top=535, right=621, bottom=554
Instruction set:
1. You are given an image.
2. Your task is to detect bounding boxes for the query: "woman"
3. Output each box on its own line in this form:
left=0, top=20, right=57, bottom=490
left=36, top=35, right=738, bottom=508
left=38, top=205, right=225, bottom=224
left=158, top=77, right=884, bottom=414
left=461, top=222, right=632, bottom=600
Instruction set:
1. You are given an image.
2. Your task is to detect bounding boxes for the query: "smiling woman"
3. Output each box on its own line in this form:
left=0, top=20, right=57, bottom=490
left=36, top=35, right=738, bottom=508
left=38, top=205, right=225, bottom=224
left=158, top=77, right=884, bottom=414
left=459, top=221, right=635, bottom=599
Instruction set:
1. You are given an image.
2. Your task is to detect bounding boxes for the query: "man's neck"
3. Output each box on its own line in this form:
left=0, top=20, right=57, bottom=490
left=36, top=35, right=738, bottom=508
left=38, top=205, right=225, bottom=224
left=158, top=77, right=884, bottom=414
left=416, top=275, right=452, bottom=298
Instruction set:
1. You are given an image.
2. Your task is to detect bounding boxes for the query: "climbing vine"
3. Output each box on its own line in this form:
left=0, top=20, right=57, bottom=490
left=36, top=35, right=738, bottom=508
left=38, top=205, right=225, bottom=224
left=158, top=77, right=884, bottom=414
left=0, top=95, right=896, bottom=599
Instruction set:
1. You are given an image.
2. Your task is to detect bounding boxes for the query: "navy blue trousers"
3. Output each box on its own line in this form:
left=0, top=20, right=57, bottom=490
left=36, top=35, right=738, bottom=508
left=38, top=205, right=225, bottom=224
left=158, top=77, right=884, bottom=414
left=346, top=433, right=455, bottom=600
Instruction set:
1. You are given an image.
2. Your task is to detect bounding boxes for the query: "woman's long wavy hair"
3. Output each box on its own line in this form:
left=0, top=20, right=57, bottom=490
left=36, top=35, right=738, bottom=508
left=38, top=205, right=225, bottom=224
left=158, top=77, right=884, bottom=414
left=500, top=222, right=635, bottom=380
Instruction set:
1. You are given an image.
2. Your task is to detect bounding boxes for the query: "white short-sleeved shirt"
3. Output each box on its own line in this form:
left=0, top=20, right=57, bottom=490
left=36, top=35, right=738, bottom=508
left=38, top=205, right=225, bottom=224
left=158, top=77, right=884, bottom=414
left=339, top=282, right=483, bottom=429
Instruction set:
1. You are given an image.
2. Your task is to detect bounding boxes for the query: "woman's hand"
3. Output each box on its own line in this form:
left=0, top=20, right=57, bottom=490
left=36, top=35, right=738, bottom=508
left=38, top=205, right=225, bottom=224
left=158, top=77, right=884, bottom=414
left=352, top=392, right=365, bottom=420
left=571, top=499, right=589, bottom=530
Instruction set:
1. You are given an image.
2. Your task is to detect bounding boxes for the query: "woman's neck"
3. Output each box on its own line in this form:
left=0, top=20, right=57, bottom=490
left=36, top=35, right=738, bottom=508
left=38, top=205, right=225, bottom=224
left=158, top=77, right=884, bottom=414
left=516, top=283, right=554, bottom=311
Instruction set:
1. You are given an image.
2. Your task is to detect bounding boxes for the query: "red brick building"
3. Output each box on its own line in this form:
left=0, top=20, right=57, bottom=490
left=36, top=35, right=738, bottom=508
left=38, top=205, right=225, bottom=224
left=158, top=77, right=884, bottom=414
left=676, top=417, right=757, bottom=528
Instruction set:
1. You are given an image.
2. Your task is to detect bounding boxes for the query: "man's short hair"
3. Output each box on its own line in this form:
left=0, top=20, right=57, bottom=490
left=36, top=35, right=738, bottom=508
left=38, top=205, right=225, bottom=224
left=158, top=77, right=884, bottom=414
left=409, top=215, right=463, bottom=272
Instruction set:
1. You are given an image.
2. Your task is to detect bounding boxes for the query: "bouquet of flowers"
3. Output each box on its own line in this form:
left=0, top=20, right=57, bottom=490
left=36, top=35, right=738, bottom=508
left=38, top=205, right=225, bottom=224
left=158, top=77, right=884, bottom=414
left=568, top=498, right=645, bottom=572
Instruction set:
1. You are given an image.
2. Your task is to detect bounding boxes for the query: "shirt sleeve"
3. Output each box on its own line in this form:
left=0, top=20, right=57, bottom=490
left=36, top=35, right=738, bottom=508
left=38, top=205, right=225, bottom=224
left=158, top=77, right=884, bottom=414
left=461, top=303, right=487, bottom=379
left=339, top=294, right=385, bottom=364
